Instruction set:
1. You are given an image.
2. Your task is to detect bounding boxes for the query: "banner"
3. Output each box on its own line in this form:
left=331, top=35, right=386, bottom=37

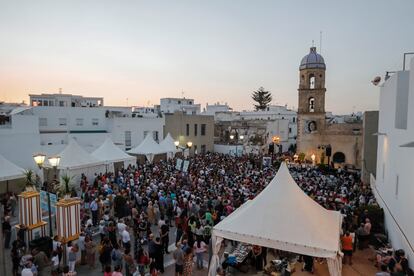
left=40, top=190, right=57, bottom=218
left=175, top=158, right=183, bottom=171
left=182, top=160, right=190, bottom=173
left=262, top=156, right=272, bottom=168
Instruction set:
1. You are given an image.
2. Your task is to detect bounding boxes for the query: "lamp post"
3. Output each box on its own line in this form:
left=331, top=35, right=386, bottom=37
left=311, top=153, right=316, bottom=166
left=272, top=136, right=281, bottom=155
left=186, top=141, right=193, bottom=156
left=293, top=153, right=299, bottom=162
left=238, top=135, right=244, bottom=156
left=33, top=153, right=60, bottom=237
left=175, top=140, right=193, bottom=156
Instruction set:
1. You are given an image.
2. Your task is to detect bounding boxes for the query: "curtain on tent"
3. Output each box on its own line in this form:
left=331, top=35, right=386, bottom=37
left=208, top=236, right=223, bottom=276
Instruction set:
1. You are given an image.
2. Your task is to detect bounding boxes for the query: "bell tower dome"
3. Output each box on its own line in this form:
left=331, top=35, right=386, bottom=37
left=298, top=47, right=326, bottom=114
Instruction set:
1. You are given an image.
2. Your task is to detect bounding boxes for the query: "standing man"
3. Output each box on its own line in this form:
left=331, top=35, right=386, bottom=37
left=2, top=216, right=11, bottom=249
left=121, top=227, right=131, bottom=250
left=160, top=222, right=170, bottom=254
left=90, top=198, right=99, bottom=226
left=173, top=241, right=184, bottom=276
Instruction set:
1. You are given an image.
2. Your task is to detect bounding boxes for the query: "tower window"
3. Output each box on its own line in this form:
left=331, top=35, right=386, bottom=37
left=309, top=97, right=315, bottom=112
left=309, top=74, right=315, bottom=89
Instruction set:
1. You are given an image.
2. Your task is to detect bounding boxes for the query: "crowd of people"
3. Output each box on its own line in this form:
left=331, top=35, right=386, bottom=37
left=1, top=152, right=410, bottom=275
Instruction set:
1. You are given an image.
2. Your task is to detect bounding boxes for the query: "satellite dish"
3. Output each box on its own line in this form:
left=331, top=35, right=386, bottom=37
left=371, top=76, right=381, bottom=86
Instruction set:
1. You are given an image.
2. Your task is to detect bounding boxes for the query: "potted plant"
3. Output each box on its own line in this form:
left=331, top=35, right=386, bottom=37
left=23, top=169, right=38, bottom=192
left=60, top=174, right=73, bottom=199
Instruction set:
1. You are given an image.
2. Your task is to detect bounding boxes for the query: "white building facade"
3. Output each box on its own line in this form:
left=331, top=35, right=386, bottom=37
left=374, top=57, right=414, bottom=268
left=0, top=106, right=41, bottom=170
left=30, top=93, right=104, bottom=107
left=160, top=98, right=201, bottom=115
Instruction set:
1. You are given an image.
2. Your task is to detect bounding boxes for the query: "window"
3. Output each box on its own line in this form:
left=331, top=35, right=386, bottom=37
left=76, top=118, right=84, bottom=126
left=125, top=131, right=131, bottom=150
left=59, top=118, right=67, bottom=126
left=178, top=100, right=181, bottom=104
left=309, top=97, right=315, bottom=112
left=194, top=124, right=198, bottom=136
left=201, top=145, right=206, bottom=154
left=39, top=118, right=47, bottom=126
left=309, top=74, right=315, bottom=89
left=293, top=117, right=296, bottom=123
left=201, top=124, right=206, bottom=136
left=289, top=127, right=292, bottom=133
left=59, top=101, right=65, bottom=107
left=189, top=101, right=192, bottom=105
left=43, top=100, right=48, bottom=106
left=92, top=118, right=99, bottom=126
left=49, top=101, right=54, bottom=106
left=186, top=124, right=190, bottom=136
left=153, top=131, right=159, bottom=142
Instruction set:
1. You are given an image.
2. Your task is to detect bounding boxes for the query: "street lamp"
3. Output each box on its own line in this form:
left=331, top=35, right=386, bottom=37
left=311, top=154, right=316, bottom=166
left=229, top=134, right=234, bottom=140
left=33, top=153, right=60, bottom=236
left=293, top=153, right=299, bottom=161
left=33, top=153, right=46, bottom=169
left=48, top=156, right=61, bottom=168
left=272, top=136, right=281, bottom=154
left=174, top=140, right=180, bottom=147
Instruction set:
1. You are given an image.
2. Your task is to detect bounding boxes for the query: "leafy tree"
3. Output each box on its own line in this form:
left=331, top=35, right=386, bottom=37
left=252, top=87, right=272, bottom=111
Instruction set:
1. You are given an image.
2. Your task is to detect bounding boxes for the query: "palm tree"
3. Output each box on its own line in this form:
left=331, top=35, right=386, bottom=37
left=23, top=169, right=37, bottom=191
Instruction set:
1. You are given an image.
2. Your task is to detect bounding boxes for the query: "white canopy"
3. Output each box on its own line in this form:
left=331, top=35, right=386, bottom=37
left=0, top=153, right=25, bottom=181
left=127, top=134, right=166, bottom=162
left=209, top=162, right=342, bottom=276
left=92, top=137, right=136, bottom=164
left=57, top=139, right=104, bottom=170
left=160, top=133, right=178, bottom=159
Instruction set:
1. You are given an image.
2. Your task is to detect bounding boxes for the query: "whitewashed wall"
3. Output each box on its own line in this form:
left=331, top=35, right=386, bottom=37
left=375, top=57, right=414, bottom=268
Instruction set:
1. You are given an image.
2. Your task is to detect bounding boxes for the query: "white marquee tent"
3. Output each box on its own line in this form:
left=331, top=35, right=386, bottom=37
left=127, top=134, right=166, bottom=163
left=209, top=162, right=343, bottom=276
left=92, top=137, right=136, bottom=171
left=159, top=133, right=178, bottom=159
left=0, top=153, right=25, bottom=193
left=56, top=139, right=106, bottom=183
left=0, top=153, right=25, bottom=182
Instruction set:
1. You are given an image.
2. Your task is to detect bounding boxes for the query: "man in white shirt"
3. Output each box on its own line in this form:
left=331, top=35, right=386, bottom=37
left=117, top=219, right=127, bottom=236
left=121, top=227, right=131, bottom=250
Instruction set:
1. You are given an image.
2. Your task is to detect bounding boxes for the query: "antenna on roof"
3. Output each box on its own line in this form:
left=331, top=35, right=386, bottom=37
left=319, top=31, right=323, bottom=54
left=181, top=90, right=185, bottom=99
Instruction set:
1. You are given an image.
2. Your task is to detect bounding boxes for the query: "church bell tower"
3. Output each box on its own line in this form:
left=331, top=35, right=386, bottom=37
left=297, top=47, right=327, bottom=156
